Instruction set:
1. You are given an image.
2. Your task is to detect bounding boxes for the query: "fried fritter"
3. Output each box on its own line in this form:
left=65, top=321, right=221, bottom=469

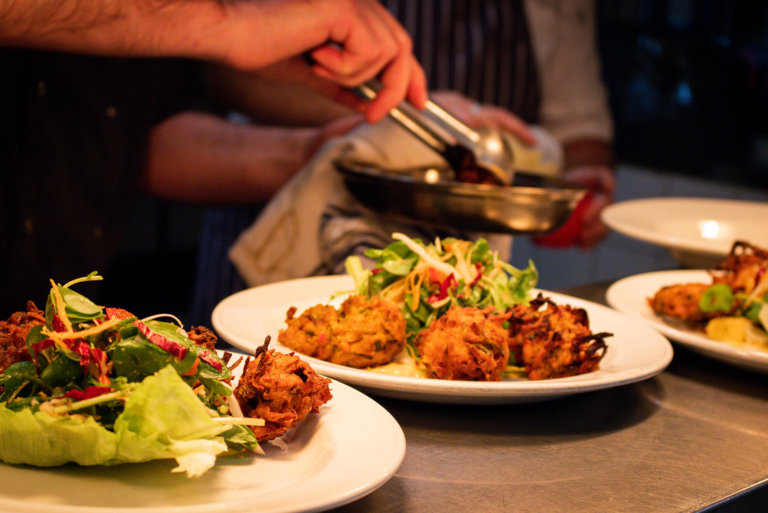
left=414, top=305, right=511, bottom=381
left=279, top=304, right=338, bottom=361
left=648, top=241, right=768, bottom=329
left=647, top=282, right=714, bottom=326
left=278, top=295, right=406, bottom=368
left=0, top=301, right=43, bottom=374
left=233, top=340, right=332, bottom=442
left=508, top=294, right=609, bottom=380
left=186, top=325, right=219, bottom=351
left=713, top=240, right=768, bottom=295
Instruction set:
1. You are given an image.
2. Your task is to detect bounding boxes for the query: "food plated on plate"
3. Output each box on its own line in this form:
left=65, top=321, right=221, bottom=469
left=0, top=273, right=331, bottom=477
left=278, top=233, right=611, bottom=381
left=647, top=241, right=768, bottom=350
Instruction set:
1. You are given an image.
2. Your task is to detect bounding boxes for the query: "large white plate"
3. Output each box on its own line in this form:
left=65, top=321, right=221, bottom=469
left=0, top=377, right=404, bottom=513
left=212, top=275, right=673, bottom=404
left=606, top=270, right=768, bottom=374
left=602, top=197, right=768, bottom=268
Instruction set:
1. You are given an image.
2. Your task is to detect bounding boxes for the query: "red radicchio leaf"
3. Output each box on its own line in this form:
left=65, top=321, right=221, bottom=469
left=88, top=346, right=111, bottom=384
left=427, top=273, right=457, bottom=303
left=64, top=386, right=113, bottom=401
left=51, top=315, right=67, bottom=332
left=74, top=342, right=91, bottom=371
left=31, top=339, right=55, bottom=357
left=106, top=307, right=135, bottom=321
left=196, top=348, right=222, bottom=371
left=134, top=321, right=188, bottom=360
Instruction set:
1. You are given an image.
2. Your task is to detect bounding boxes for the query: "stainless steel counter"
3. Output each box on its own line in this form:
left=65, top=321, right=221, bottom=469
left=330, top=282, right=768, bottom=513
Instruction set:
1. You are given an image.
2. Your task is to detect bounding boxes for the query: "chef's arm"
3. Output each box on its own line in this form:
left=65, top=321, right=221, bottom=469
left=141, top=110, right=363, bottom=203
left=204, top=63, right=355, bottom=127
left=0, top=0, right=427, bottom=123
left=141, top=111, right=317, bottom=204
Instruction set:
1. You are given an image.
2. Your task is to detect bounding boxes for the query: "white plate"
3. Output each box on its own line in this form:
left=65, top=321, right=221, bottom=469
left=212, top=275, right=673, bottom=404
left=606, top=270, right=768, bottom=374
left=602, top=197, right=768, bottom=268
left=0, top=377, right=404, bottom=513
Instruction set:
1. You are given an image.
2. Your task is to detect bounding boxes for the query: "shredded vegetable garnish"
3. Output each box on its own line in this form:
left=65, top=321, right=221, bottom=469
left=49, top=279, right=73, bottom=333
left=211, top=416, right=266, bottom=426
left=346, top=233, right=538, bottom=349
left=41, top=316, right=122, bottom=342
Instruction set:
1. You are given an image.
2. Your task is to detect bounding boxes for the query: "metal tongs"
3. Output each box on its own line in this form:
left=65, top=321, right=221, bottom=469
left=354, top=81, right=516, bottom=185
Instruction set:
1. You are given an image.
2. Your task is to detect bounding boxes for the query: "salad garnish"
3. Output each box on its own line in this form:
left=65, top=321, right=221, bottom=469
left=0, top=273, right=265, bottom=477
left=345, top=233, right=538, bottom=352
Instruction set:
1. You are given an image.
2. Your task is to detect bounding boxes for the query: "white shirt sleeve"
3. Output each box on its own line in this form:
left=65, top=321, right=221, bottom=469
left=524, top=0, right=614, bottom=144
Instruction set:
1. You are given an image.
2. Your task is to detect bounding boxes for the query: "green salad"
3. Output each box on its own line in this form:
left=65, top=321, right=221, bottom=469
left=345, top=233, right=538, bottom=347
left=0, top=273, right=260, bottom=477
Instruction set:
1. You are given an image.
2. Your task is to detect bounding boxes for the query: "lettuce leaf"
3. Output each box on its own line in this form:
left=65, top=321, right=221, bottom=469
left=0, top=366, right=236, bottom=477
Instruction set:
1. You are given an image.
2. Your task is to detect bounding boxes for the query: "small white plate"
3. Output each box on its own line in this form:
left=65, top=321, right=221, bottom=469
left=602, top=197, right=768, bottom=268
left=212, top=275, right=673, bottom=404
left=606, top=270, right=768, bottom=374
left=0, top=378, right=404, bottom=513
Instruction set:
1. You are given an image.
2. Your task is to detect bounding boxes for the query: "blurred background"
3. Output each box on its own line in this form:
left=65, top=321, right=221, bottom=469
left=104, top=0, right=768, bottom=324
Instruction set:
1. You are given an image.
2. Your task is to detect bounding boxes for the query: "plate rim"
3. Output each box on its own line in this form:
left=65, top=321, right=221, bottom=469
left=602, top=197, right=768, bottom=256
left=0, top=377, right=405, bottom=513
left=606, top=269, right=768, bottom=373
left=212, top=275, right=673, bottom=403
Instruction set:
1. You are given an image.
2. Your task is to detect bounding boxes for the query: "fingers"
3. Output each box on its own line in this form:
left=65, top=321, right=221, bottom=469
left=309, top=0, right=427, bottom=122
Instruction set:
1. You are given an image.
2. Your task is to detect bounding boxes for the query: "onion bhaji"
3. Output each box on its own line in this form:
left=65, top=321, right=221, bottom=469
left=712, top=240, right=768, bottom=295
left=278, top=294, right=406, bottom=368
left=0, top=301, right=43, bottom=375
left=186, top=325, right=219, bottom=351
left=648, top=282, right=714, bottom=326
left=233, top=339, right=332, bottom=442
left=508, top=294, right=610, bottom=380
left=414, top=306, right=511, bottom=381
left=648, top=241, right=768, bottom=328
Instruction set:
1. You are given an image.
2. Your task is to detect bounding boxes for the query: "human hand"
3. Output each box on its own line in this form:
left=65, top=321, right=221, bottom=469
left=220, top=0, right=426, bottom=124
left=564, top=165, right=615, bottom=247
left=534, top=165, right=615, bottom=249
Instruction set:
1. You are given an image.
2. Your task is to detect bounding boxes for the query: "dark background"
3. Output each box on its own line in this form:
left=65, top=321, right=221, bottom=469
left=598, top=0, right=768, bottom=189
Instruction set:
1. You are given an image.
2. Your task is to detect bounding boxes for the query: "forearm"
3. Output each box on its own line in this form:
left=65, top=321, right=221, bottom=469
left=142, top=111, right=315, bottom=203
left=0, top=0, right=223, bottom=59
left=0, top=0, right=333, bottom=67
left=205, top=63, right=353, bottom=126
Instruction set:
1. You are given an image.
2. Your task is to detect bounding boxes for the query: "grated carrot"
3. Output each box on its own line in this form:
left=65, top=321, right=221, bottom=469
left=49, top=279, right=73, bottom=332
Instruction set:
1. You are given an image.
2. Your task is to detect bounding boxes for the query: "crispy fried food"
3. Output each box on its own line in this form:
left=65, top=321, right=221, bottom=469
left=0, top=301, right=43, bottom=374
left=508, top=294, right=609, bottom=380
left=186, top=325, right=218, bottom=351
left=414, top=306, right=511, bottom=381
left=713, top=240, right=768, bottom=295
left=647, top=282, right=714, bottom=326
left=648, top=241, right=768, bottom=330
left=278, top=295, right=406, bottom=368
left=233, top=339, right=332, bottom=442
left=279, top=304, right=338, bottom=361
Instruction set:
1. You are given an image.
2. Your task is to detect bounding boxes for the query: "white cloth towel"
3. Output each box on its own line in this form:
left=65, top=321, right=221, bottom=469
left=229, top=119, right=514, bottom=288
